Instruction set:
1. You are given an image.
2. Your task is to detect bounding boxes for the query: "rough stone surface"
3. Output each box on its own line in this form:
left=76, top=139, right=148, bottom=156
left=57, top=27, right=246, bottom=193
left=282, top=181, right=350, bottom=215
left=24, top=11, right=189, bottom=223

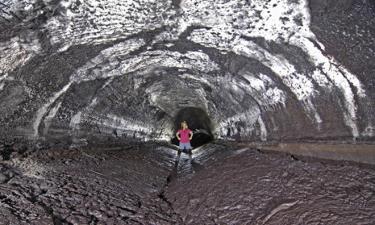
left=167, top=144, right=375, bottom=225
left=0, top=143, right=182, bottom=224
left=0, top=142, right=374, bottom=224
left=0, top=0, right=374, bottom=147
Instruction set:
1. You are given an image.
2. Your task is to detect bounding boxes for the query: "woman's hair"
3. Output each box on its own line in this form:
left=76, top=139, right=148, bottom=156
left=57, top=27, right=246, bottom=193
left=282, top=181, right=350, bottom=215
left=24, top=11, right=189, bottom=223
left=181, top=121, right=188, bottom=128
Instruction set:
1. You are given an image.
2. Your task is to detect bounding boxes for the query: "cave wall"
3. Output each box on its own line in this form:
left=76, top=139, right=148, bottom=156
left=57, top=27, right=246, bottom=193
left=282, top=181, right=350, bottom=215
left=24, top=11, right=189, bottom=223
left=0, top=0, right=374, bottom=147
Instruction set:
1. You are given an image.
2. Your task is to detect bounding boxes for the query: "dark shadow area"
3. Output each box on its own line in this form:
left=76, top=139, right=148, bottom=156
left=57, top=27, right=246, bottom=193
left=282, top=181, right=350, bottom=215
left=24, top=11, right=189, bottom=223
left=171, top=107, right=214, bottom=148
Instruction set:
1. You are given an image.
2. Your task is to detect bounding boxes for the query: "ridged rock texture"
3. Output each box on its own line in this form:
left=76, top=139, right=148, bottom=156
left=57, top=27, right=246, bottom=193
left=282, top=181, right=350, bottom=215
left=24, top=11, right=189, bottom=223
left=0, top=0, right=374, bottom=147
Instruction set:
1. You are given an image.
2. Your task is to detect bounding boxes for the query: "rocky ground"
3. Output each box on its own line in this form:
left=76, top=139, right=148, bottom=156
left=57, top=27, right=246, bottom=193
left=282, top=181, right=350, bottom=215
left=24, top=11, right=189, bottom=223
left=0, top=142, right=374, bottom=225
left=0, top=142, right=181, bottom=225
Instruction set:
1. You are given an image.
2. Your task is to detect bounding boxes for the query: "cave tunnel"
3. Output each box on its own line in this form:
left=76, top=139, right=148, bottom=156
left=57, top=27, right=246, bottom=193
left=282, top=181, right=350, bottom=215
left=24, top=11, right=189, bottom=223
left=1, top=0, right=375, bottom=224
left=170, top=107, right=214, bottom=148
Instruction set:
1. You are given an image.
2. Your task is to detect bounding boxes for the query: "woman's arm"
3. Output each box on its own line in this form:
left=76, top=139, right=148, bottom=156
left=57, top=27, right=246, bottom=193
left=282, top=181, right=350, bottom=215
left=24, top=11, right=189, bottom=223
left=176, top=132, right=180, bottom=140
left=189, top=131, right=193, bottom=140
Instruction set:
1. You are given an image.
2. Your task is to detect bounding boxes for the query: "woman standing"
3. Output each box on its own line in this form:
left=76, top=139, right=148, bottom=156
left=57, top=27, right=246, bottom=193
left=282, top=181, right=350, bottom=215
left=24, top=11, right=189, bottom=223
left=176, top=121, right=193, bottom=154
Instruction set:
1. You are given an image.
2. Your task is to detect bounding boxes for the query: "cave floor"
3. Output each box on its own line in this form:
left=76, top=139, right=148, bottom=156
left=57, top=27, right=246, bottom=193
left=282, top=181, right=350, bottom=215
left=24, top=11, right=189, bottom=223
left=0, top=142, right=375, bottom=225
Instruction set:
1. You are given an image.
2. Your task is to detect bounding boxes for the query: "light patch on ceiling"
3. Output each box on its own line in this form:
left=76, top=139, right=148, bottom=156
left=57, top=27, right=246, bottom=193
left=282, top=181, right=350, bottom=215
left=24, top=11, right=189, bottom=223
left=258, top=116, right=268, bottom=141
left=89, top=113, right=151, bottom=138
left=33, top=81, right=73, bottom=137
left=0, top=36, right=41, bottom=76
left=43, top=101, right=63, bottom=135
left=45, top=0, right=171, bottom=49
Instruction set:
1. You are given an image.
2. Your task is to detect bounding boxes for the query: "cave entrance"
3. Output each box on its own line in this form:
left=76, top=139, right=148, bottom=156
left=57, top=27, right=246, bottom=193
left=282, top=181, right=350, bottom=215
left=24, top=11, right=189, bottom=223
left=171, top=107, right=214, bottom=149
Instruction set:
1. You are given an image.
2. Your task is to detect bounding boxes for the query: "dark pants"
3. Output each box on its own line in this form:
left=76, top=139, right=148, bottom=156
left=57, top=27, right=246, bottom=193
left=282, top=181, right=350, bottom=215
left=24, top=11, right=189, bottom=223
left=179, top=142, right=192, bottom=154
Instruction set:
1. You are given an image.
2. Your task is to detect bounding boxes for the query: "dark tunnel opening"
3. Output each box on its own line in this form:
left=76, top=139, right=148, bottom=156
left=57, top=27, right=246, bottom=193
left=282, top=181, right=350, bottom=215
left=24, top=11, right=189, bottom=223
left=171, top=107, right=214, bottom=149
